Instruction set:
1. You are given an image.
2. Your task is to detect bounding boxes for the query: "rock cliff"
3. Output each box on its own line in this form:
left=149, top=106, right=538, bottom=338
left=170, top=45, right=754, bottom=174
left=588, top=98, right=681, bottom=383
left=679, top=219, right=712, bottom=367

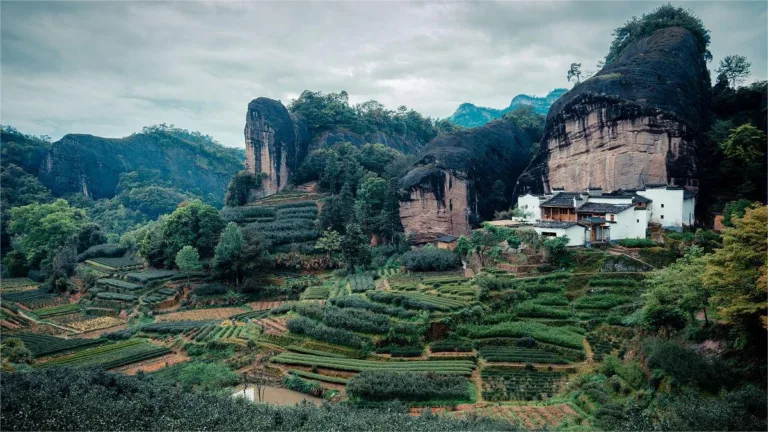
left=38, top=132, right=243, bottom=201
left=244, top=98, right=310, bottom=197
left=400, top=119, right=537, bottom=241
left=516, top=27, right=709, bottom=194
left=448, top=88, right=566, bottom=128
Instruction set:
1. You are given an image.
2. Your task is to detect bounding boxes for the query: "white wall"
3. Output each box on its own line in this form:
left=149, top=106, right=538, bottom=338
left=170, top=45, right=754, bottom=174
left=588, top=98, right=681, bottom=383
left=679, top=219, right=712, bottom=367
left=533, top=226, right=586, bottom=247
left=588, top=197, right=634, bottom=205
left=609, top=208, right=648, bottom=240
left=637, top=188, right=685, bottom=228
left=683, top=197, right=695, bottom=227
left=517, top=194, right=541, bottom=222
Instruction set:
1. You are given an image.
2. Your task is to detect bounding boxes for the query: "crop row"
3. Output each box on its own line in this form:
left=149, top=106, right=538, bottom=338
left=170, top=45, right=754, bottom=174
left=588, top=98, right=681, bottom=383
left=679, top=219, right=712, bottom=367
left=2, top=289, right=53, bottom=303
left=478, top=346, right=568, bottom=364
left=36, top=340, right=142, bottom=367
left=87, top=257, right=142, bottom=270
left=34, top=304, right=80, bottom=318
left=96, top=278, right=143, bottom=292
left=271, top=353, right=475, bottom=375
left=367, top=291, right=468, bottom=311
left=12, top=333, right=104, bottom=357
left=39, top=342, right=171, bottom=370
left=288, top=369, right=349, bottom=384
left=348, top=274, right=375, bottom=293
left=302, top=285, right=330, bottom=300
left=125, top=270, right=179, bottom=284
left=481, top=368, right=566, bottom=401
left=458, top=322, right=585, bottom=350
left=142, top=320, right=211, bottom=334
left=287, top=345, right=348, bottom=358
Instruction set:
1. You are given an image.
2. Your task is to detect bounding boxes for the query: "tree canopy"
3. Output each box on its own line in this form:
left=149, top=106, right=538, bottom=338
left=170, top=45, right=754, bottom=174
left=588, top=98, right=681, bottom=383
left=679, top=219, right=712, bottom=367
left=606, top=4, right=711, bottom=64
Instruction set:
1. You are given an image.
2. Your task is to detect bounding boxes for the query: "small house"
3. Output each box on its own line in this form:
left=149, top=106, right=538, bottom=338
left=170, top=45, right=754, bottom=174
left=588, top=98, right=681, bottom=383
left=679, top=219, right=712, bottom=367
left=435, top=235, right=459, bottom=251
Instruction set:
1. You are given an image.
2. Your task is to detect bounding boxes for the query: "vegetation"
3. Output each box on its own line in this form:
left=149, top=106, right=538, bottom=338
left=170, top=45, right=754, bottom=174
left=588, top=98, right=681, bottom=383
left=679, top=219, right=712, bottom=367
left=347, top=371, right=469, bottom=402
left=401, top=247, right=461, bottom=272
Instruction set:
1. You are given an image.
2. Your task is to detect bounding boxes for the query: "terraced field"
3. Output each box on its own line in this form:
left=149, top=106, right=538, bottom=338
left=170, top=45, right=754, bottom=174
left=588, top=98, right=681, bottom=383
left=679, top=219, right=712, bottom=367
left=36, top=340, right=170, bottom=370
left=271, top=352, right=476, bottom=375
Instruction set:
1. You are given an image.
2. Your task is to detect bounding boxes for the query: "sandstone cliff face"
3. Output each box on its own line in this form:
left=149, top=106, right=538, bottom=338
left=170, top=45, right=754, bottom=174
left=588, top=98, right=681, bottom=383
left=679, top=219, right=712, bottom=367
left=244, top=98, right=310, bottom=197
left=38, top=132, right=243, bottom=201
left=400, top=119, right=537, bottom=239
left=517, top=27, right=709, bottom=194
left=399, top=169, right=471, bottom=241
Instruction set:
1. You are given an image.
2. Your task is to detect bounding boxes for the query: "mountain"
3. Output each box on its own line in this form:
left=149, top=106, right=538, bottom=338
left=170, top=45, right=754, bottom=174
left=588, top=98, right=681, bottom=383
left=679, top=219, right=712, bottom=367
left=36, top=126, right=244, bottom=203
left=447, top=88, right=567, bottom=128
left=516, top=27, right=709, bottom=195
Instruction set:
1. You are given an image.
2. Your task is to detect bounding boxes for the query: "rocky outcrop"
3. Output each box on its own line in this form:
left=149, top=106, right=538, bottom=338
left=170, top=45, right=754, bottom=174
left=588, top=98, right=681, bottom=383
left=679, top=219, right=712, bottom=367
left=244, top=98, right=310, bottom=197
left=38, top=132, right=243, bottom=201
left=400, top=119, right=537, bottom=240
left=517, top=27, right=709, bottom=194
left=448, top=88, right=566, bottom=128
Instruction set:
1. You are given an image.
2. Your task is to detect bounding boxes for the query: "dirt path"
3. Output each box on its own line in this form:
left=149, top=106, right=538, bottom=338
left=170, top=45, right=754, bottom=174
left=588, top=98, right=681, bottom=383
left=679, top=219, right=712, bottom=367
left=79, top=323, right=128, bottom=339
left=583, top=337, right=594, bottom=363
left=607, top=249, right=656, bottom=269
left=471, top=369, right=484, bottom=403
left=17, top=310, right=76, bottom=334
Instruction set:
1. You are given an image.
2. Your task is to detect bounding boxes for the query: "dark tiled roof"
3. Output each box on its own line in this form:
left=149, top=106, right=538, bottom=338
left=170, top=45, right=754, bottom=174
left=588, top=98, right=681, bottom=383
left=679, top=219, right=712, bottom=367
left=632, top=194, right=651, bottom=204
left=683, top=190, right=696, bottom=199
left=540, top=192, right=582, bottom=208
left=577, top=203, right=633, bottom=213
left=436, top=235, right=458, bottom=243
left=596, top=191, right=651, bottom=204
left=534, top=221, right=582, bottom=229
left=579, top=217, right=614, bottom=224
left=645, top=183, right=668, bottom=188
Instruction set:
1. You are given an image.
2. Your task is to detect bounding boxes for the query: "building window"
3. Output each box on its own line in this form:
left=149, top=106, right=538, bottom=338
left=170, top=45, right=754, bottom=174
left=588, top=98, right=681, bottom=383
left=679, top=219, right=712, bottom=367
left=637, top=219, right=639, bottom=223
left=661, top=215, right=664, bottom=220
left=661, top=204, right=665, bottom=208
left=610, top=214, right=615, bottom=222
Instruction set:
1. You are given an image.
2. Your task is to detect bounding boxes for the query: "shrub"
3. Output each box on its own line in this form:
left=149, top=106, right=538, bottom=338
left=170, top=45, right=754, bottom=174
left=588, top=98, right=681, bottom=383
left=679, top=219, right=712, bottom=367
left=76, top=244, right=127, bottom=262
left=347, top=371, right=469, bottom=402
left=617, top=238, right=657, bottom=248
left=643, top=339, right=725, bottom=391
left=401, top=248, right=461, bottom=272
left=176, top=362, right=240, bottom=389
left=322, top=306, right=390, bottom=334
left=329, top=296, right=417, bottom=318
left=286, top=316, right=365, bottom=348
left=283, top=374, right=323, bottom=397
left=192, top=283, right=228, bottom=296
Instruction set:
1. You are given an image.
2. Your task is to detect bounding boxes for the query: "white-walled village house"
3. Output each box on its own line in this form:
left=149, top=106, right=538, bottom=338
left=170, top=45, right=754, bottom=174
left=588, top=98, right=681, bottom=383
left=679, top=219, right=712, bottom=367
left=517, top=185, right=695, bottom=247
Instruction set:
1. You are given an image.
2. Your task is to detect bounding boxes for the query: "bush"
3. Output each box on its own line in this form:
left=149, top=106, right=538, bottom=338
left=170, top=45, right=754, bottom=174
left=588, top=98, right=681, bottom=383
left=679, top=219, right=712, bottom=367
left=1, top=368, right=514, bottom=431
left=617, top=238, right=657, bottom=248
left=286, top=316, right=365, bottom=348
left=329, top=296, right=417, bottom=318
left=176, top=362, right=240, bottom=389
left=322, top=306, right=390, bottom=334
left=76, top=244, right=127, bottom=262
left=643, top=339, right=726, bottom=391
left=192, top=283, right=228, bottom=296
left=347, top=371, right=469, bottom=402
left=401, top=248, right=461, bottom=272
left=283, top=374, right=323, bottom=397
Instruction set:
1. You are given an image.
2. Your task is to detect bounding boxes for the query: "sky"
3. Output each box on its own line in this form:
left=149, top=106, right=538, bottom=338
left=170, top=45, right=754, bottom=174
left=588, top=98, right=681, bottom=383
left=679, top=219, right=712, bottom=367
left=2, top=1, right=766, bottom=148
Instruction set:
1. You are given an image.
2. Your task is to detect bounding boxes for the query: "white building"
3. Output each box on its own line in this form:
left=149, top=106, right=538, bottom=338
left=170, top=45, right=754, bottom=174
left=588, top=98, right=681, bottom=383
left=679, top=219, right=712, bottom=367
left=517, top=184, right=694, bottom=246
left=636, top=184, right=696, bottom=230
left=532, top=221, right=588, bottom=247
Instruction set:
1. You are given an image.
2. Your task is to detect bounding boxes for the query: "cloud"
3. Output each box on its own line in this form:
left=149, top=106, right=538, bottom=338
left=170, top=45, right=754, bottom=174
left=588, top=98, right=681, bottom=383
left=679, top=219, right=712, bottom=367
left=2, top=1, right=766, bottom=147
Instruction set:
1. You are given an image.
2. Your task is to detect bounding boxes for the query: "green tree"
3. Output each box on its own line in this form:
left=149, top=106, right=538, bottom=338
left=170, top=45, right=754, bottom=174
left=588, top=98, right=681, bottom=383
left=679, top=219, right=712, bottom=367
left=722, top=199, right=759, bottom=227
left=606, top=4, right=710, bottom=64
left=455, top=236, right=472, bottom=257
left=355, top=176, right=387, bottom=236
left=240, top=225, right=271, bottom=280
left=703, top=206, right=767, bottom=348
left=175, top=245, right=201, bottom=285
left=340, top=222, right=371, bottom=273
left=212, top=222, right=244, bottom=284
left=0, top=338, right=31, bottom=364
left=642, top=246, right=710, bottom=332
left=567, top=63, right=582, bottom=83
left=543, top=236, right=569, bottom=262
left=7, top=199, right=87, bottom=271
left=161, top=200, right=224, bottom=266
left=470, top=229, right=500, bottom=267
left=315, top=229, right=342, bottom=261
left=717, top=55, right=752, bottom=88
left=224, top=171, right=263, bottom=207
left=719, top=124, right=766, bottom=194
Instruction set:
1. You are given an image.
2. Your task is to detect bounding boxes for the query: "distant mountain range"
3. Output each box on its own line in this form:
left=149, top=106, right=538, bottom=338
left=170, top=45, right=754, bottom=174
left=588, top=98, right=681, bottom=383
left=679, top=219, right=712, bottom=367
left=447, top=88, right=568, bottom=128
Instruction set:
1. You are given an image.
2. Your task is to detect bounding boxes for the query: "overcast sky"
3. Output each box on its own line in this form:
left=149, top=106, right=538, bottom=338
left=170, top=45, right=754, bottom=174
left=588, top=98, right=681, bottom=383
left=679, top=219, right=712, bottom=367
left=2, top=1, right=766, bottom=147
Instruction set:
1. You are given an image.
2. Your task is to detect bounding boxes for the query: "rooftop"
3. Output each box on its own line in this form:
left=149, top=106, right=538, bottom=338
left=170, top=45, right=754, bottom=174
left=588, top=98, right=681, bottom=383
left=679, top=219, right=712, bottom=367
left=435, top=235, right=458, bottom=243
left=540, top=192, right=582, bottom=208
left=534, top=221, right=582, bottom=229
left=579, top=217, right=615, bottom=224
left=577, top=203, right=633, bottom=214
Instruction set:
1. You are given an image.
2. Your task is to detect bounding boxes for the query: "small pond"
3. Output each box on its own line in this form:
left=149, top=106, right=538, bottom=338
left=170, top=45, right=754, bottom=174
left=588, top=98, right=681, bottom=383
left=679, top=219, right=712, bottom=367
left=232, top=385, right=323, bottom=406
